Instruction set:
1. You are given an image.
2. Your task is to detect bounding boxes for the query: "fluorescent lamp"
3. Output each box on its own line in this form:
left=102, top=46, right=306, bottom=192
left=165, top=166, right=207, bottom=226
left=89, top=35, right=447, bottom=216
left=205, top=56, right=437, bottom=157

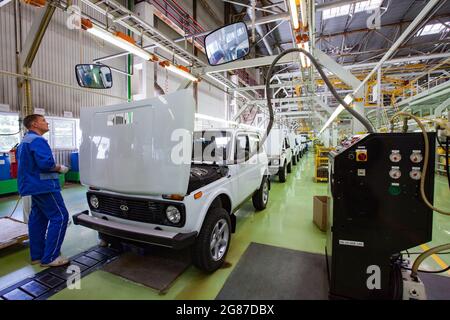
left=297, top=42, right=311, bottom=68
left=319, top=95, right=353, bottom=134
left=288, top=0, right=300, bottom=29
left=165, top=64, right=199, bottom=82
left=299, top=0, right=308, bottom=27
left=87, top=26, right=154, bottom=61
left=303, top=42, right=311, bottom=67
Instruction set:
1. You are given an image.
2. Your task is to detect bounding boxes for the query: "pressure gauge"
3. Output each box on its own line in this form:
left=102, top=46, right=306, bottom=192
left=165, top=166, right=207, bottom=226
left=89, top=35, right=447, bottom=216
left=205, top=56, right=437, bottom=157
left=410, top=169, right=421, bottom=180
left=389, top=168, right=401, bottom=179
left=389, top=151, right=401, bottom=163
left=410, top=152, right=423, bottom=163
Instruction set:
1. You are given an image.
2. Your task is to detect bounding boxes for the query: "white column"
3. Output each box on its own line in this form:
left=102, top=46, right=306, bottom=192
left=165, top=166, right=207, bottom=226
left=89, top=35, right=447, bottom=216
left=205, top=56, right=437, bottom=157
left=132, top=2, right=155, bottom=100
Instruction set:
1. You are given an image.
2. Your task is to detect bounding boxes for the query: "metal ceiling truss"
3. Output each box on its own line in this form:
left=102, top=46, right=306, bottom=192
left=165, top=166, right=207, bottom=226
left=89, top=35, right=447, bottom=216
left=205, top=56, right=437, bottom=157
left=65, top=0, right=257, bottom=104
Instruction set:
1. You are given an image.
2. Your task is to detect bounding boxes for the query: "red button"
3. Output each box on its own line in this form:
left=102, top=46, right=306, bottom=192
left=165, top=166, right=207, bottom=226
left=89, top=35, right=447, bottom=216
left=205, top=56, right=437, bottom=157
left=357, top=153, right=367, bottom=161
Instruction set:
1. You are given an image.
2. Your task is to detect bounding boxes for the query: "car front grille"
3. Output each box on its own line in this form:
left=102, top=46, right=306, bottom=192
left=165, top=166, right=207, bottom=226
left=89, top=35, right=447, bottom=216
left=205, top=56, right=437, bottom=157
left=86, top=192, right=185, bottom=227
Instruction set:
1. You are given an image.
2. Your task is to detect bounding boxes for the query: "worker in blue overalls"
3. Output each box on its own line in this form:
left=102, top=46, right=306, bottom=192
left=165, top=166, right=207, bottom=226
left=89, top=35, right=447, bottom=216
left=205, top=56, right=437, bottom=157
left=17, top=114, right=70, bottom=267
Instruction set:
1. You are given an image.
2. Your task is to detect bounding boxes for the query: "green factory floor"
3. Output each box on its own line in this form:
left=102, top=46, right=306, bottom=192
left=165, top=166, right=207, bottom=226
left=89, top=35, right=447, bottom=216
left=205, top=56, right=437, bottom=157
left=0, top=152, right=449, bottom=300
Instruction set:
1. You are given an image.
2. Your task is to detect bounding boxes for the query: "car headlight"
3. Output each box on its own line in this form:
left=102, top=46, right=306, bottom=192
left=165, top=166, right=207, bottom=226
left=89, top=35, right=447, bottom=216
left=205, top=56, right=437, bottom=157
left=90, top=195, right=99, bottom=209
left=272, top=159, right=279, bottom=166
left=166, top=205, right=181, bottom=224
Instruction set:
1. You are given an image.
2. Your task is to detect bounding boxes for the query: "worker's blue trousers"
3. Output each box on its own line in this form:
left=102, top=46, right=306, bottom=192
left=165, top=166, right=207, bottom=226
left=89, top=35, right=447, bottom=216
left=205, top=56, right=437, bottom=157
left=28, top=192, right=69, bottom=264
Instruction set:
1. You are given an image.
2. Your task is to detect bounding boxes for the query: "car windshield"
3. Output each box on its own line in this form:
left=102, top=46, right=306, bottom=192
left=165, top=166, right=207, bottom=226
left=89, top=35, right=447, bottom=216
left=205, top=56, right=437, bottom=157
left=192, top=131, right=232, bottom=162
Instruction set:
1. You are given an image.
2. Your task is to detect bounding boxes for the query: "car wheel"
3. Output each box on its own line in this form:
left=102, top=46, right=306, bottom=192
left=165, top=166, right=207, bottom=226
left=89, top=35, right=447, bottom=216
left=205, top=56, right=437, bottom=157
left=192, top=208, right=231, bottom=273
left=292, top=154, right=297, bottom=165
left=279, top=162, right=287, bottom=182
left=287, top=161, right=292, bottom=173
left=297, top=154, right=300, bottom=162
left=252, top=176, right=269, bottom=210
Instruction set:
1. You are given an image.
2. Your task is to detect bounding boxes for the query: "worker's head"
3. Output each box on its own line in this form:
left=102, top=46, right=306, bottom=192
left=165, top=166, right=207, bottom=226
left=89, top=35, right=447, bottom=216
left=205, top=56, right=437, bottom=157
left=23, top=114, right=49, bottom=136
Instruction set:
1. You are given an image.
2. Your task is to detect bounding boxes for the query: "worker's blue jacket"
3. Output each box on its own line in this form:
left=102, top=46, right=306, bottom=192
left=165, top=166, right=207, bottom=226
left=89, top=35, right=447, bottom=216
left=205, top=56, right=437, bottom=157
left=17, top=130, right=60, bottom=196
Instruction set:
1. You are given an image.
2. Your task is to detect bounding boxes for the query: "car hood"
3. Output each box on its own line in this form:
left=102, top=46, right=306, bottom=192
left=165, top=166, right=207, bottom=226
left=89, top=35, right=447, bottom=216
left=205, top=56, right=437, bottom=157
left=79, top=89, right=195, bottom=196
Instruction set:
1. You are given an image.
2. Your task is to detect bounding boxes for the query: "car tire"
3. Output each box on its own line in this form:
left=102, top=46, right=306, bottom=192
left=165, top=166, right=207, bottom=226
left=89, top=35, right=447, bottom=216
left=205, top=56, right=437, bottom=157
left=252, top=176, right=269, bottom=210
left=297, top=154, right=300, bottom=162
left=292, top=154, right=297, bottom=165
left=287, top=161, right=292, bottom=173
left=279, top=162, right=287, bottom=182
left=192, top=208, right=231, bottom=273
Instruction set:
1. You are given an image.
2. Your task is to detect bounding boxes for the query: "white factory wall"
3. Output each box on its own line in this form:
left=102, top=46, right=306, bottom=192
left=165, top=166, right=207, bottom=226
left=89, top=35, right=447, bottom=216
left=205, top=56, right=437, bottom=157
left=0, top=0, right=229, bottom=162
left=0, top=0, right=129, bottom=164
left=0, top=1, right=128, bottom=117
left=150, top=0, right=227, bottom=121
left=198, top=81, right=226, bottom=119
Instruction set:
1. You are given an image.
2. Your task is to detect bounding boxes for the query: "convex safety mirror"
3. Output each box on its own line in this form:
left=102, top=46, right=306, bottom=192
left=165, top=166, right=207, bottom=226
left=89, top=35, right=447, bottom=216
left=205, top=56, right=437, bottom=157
left=75, top=64, right=113, bottom=89
left=204, top=22, right=250, bottom=66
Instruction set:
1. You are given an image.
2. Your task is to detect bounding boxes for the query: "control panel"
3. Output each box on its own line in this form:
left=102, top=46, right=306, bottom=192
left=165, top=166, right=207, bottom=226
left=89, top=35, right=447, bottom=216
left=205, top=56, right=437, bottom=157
left=326, top=132, right=436, bottom=300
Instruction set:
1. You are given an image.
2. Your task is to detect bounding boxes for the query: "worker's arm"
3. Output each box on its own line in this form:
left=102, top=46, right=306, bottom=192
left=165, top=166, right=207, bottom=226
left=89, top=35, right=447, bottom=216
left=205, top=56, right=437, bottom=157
left=30, top=138, right=67, bottom=173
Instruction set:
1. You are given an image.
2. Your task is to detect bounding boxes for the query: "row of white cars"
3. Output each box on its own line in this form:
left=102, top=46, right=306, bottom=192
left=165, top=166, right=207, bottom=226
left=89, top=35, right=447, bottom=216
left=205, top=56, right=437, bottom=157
left=73, top=91, right=309, bottom=273
left=265, top=129, right=308, bottom=182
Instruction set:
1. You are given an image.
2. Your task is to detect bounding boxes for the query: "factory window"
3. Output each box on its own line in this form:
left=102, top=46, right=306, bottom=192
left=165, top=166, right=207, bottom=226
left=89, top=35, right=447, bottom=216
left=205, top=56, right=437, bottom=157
left=44, top=117, right=79, bottom=150
left=354, top=0, right=383, bottom=13
left=0, top=113, right=20, bottom=152
left=322, top=0, right=382, bottom=20
left=322, top=4, right=350, bottom=19
left=416, top=22, right=447, bottom=36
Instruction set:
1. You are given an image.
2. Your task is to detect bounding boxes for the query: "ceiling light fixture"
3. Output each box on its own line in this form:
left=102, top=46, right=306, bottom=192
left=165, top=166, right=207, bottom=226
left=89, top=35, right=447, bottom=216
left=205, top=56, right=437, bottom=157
left=81, top=19, right=158, bottom=62
left=159, top=60, right=199, bottom=82
left=288, top=0, right=300, bottom=29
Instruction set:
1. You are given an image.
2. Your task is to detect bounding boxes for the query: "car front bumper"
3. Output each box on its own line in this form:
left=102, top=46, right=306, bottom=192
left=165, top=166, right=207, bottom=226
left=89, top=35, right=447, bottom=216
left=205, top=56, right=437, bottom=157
left=268, top=165, right=280, bottom=175
left=73, top=210, right=197, bottom=250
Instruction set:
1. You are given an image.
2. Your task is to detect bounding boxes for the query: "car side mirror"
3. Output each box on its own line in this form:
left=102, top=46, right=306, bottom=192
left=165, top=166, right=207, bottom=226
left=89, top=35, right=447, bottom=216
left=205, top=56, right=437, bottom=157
left=204, top=22, right=250, bottom=66
left=75, top=64, right=113, bottom=89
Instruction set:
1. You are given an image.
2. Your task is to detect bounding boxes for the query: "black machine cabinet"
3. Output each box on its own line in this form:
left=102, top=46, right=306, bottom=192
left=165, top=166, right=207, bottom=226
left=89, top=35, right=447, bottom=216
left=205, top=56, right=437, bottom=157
left=326, top=133, right=435, bottom=299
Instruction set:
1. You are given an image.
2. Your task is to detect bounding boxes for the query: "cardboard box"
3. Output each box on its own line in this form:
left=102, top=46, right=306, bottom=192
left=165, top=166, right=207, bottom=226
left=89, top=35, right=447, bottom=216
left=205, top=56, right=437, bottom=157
left=313, top=196, right=329, bottom=232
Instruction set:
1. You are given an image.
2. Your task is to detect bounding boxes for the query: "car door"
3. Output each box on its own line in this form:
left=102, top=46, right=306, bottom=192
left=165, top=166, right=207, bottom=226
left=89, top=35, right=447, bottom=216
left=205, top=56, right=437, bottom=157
left=247, top=132, right=264, bottom=191
left=235, top=133, right=254, bottom=203
left=284, top=137, right=292, bottom=164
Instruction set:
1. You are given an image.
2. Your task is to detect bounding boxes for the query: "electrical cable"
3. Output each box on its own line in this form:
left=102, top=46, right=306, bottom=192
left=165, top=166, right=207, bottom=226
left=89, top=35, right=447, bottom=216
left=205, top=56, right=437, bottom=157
left=390, top=112, right=450, bottom=279
left=0, top=131, right=21, bottom=136
left=402, top=265, right=450, bottom=274
left=246, top=47, right=375, bottom=163
left=7, top=196, right=21, bottom=219
left=265, top=48, right=375, bottom=138
left=410, top=243, right=450, bottom=278
left=390, top=112, right=450, bottom=215
left=402, top=251, right=450, bottom=255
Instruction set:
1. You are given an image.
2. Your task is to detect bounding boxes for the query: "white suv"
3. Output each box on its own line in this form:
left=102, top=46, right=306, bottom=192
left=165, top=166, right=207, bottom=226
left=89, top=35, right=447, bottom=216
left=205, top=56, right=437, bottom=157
left=288, top=133, right=300, bottom=165
left=73, top=90, right=270, bottom=272
left=264, top=128, right=293, bottom=182
left=297, top=135, right=308, bottom=157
